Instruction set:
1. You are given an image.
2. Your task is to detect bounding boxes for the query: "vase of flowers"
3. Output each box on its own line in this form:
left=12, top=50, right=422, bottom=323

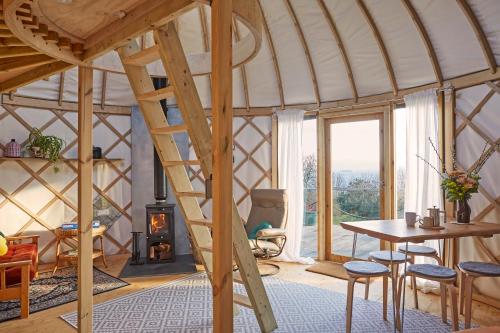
left=441, top=169, right=479, bottom=223
left=417, top=138, right=497, bottom=224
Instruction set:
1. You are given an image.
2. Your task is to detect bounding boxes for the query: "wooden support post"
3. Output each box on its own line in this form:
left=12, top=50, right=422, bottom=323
left=211, top=0, right=233, bottom=332
left=77, top=65, right=93, bottom=333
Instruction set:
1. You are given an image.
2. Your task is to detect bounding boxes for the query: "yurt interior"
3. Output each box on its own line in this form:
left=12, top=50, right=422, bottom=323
left=0, top=0, right=499, bottom=332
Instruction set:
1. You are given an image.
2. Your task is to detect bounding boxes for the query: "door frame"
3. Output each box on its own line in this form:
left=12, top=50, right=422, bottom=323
left=317, top=106, right=393, bottom=262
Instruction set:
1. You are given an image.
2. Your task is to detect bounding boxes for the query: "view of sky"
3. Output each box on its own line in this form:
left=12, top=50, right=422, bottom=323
left=330, top=120, right=380, bottom=171
left=301, top=110, right=407, bottom=171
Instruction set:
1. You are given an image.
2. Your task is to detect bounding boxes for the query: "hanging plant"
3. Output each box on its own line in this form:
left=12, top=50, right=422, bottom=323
left=25, top=128, right=65, bottom=172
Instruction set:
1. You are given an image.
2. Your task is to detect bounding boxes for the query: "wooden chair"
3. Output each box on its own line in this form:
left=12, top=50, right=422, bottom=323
left=343, top=261, right=391, bottom=333
left=0, top=235, right=39, bottom=319
left=365, top=250, right=410, bottom=300
left=398, top=244, right=443, bottom=309
left=0, top=260, right=31, bottom=318
left=458, top=261, right=500, bottom=329
left=397, top=264, right=458, bottom=331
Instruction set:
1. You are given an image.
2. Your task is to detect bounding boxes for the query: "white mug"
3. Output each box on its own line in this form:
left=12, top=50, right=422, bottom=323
left=405, top=212, right=420, bottom=227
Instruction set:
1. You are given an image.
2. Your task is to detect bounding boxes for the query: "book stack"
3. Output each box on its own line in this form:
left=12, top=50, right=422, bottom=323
left=61, top=221, right=101, bottom=230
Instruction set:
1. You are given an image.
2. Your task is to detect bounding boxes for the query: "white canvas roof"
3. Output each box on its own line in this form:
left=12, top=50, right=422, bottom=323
left=16, top=0, right=500, bottom=108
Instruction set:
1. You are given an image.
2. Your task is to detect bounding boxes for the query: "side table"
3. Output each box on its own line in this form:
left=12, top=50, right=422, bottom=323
left=53, top=225, right=108, bottom=275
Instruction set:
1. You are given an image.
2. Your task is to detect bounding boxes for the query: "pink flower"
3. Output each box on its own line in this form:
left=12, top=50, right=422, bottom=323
left=449, top=170, right=467, bottom=178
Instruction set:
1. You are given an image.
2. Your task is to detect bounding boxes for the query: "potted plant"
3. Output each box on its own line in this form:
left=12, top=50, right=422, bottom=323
left=418, top=138, right=497, bottom=223
left=25, top=128, right=65, bottom=171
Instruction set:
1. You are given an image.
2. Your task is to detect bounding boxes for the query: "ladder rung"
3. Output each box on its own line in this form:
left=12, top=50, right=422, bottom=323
left=150, top=124, right=187, bottom=135
left=122, top=45, right=160, bottom=66
left=163, top=160, right=200, bottom=167
left=198, top=245, right=212, bottom=253
left=233, top=293, right=253, bottom=308
left=188, top=218, right=212, bottom=227
left=137, top=86, right=175, bottom=102
left=176, top=191, right=205, bottom=198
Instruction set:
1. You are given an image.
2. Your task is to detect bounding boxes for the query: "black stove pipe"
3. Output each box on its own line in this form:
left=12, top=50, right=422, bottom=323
left=153, top=77, right=168, bottom=203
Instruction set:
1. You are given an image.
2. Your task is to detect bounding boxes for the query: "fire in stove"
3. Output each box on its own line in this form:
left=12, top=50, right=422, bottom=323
left=145, top=204, right=175, bottom=263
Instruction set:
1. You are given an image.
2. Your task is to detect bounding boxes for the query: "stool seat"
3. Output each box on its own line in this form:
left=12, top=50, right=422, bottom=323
left=369, top=250, right=408, bottom=263
left=408, top=264, right=457, bottom=280
left=459, top=261, right=500, bottom=277
left=344, top=261, right=390, bottom=276
left=398, top=244, right=437, bottom=255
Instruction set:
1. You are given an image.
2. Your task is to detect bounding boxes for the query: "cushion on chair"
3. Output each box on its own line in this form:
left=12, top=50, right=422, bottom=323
left=369, top=250, right=407, bottom=263
left=0, top=243, right=37, bottom=286
left=458, top=261, right=500, bottom=277
left=398, top=244, right=437, bottom=255
left=343, top=261, right=390, bottom=276
left=408, top=264, right=456, bottom=280
left=256, top=228, right=286, bottom=238
left=249, top=239, right=281, bottom=253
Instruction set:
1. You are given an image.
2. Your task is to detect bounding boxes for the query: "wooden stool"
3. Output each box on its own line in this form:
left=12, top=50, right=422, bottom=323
left=398, top=264, right=458, bottom=331
left=398, top=244, right=443, bottom=309
left=366, top=250, right=409, bottom=301
left=458, top=261, right=500, bottom=329
left=343, top=261, right=391, bottom=333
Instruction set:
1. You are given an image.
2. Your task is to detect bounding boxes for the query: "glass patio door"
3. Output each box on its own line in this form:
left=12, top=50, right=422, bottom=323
left=325, top=114, right=385, bottom=261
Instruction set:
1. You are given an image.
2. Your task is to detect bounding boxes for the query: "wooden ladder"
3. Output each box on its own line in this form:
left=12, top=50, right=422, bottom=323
left=117, top=22, right=277, bottom=333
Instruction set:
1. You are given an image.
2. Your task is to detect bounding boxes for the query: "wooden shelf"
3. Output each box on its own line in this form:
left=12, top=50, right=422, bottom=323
left=0, top=157, right=123, bottom=164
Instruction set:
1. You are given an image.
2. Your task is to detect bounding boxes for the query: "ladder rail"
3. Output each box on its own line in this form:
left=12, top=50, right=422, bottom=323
left=118, top=23, right=277, bottom=333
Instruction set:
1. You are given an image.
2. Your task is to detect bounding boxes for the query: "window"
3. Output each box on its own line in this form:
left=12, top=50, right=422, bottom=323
left=301, top=117, right=317, bottom=258
left=394, top=106, right=407, bottom=218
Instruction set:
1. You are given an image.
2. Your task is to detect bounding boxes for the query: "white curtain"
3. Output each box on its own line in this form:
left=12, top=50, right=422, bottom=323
left=276, top=109, right=314, bottom=264
left=404, top=88, right=443, bottom=293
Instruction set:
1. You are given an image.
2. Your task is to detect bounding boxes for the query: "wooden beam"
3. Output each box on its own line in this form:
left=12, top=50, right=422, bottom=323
left=357, top=0, right=398, bottom=95
left=211, top=0, right=234, bottom=331
left=198, top=4, right=212, bottom=95
left=401, top=0, right=443, bottom=85
left=77, top=65, right=93, bottom=333
left=57, top=72, right=65, bottom=106
left=456, top=0, right=497, bottom=74
left=317, top=0, right=358, bottom=101
left=1, top=94, right=131, bottom=115
left=100, top=71, right=107, bottom=109
left=0, top=54, right=55, bottom=72
left=83, top=0, right=196, bottom=61
left=233, top=17, right=250, bottom=111
left=0, top=46, right=38, bottom=58
left=284, top=0, right=321, bottom=107
left=257, top=0, right=284, bottom=109
left=0, top=61, right=72, bottom=93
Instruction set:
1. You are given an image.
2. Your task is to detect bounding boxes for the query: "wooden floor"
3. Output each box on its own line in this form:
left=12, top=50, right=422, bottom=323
left=1, top=254, right=499, bottom=332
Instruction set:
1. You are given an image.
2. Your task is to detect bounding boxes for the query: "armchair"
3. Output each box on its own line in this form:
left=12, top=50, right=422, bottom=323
left=0, top=235, right=39, bottom=319
left=245, top=189, right=288, bottom=262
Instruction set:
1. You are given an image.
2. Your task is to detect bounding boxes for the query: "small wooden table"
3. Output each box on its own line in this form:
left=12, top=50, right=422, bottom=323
left=53, top=225, right=108, bottom=275
left=340, top=219, right=500, bottom=332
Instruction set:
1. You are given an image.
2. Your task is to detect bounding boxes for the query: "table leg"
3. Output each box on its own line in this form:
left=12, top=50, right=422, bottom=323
left=389, top=244, right=397, bottom=333
left=351, top=232, right=358, bottom=259
left=400, top=242, right=409, bottom=333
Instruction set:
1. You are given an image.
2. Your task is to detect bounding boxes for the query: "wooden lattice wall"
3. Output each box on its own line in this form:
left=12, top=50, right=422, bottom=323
left=189, top=115, right=273, bottom=220
left=0, top=96, right=132, bottom=264
left=454, top=80, right=500, bottom=300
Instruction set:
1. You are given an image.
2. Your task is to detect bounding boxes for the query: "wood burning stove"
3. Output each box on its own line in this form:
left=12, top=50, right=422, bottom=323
left=146, top=203, right=175, bottom=263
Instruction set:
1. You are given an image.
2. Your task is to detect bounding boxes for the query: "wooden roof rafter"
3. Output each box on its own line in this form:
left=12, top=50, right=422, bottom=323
left=456, top=0, right=497, bottom=74
left=401, top=0, right=443, bottom=86
left=356, top=0, right=398, bottom=96
left=283, top=0, right=321, bottom=107
left=198, top=4, right=212, bottom=94
left=317, top=0, right=358, bottom=102
left=256, top=0, right=284, bottom=109
left=233, top=17, right=250, bottom=111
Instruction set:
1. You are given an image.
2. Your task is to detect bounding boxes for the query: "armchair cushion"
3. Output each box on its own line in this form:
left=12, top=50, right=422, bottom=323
left=248, top=222, right=272, bottom=240
left=249, top=239, right=281, bottom=253
left=0, top=243, right=37, bottom=286
left=256, top=228, right=286, bottom=238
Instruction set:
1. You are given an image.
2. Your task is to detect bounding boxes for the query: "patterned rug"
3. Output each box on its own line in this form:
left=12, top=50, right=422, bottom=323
left=61, top=272, right=466, bottom=332
left=0, top=266, right=128, bottom=323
